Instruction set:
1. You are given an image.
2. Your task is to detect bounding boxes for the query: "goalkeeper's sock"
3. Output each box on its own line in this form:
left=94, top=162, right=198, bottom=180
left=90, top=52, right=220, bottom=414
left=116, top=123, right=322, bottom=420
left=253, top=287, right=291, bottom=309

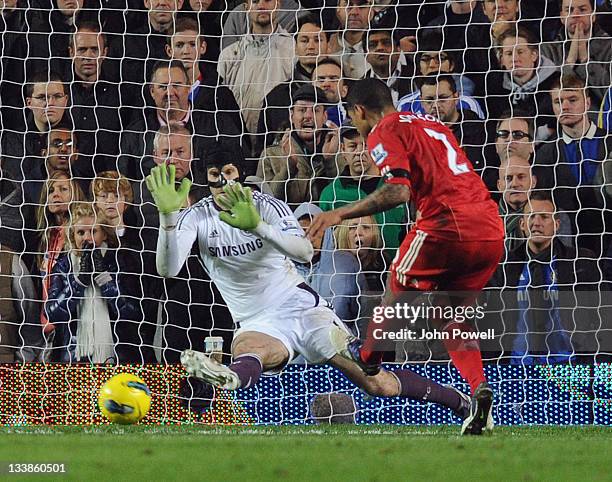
left=228, top=354, right=263, bottom=389
left=442, top=321, right=486, bottom=394
left=393, top=369, right=463, bottom=411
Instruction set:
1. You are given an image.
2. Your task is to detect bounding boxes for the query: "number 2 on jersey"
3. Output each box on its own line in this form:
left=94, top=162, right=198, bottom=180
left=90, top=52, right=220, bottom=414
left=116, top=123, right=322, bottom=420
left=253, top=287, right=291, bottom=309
left=424, top=128, right=469, bottom=176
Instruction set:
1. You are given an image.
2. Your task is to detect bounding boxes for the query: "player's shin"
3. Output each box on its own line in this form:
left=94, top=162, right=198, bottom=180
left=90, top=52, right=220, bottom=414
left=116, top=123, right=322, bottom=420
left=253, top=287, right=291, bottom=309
left=441, top=321, right=486, bottom=394
left=392, top=369, right=465, bottom=413
left=228, top=354, right=263, bottom=389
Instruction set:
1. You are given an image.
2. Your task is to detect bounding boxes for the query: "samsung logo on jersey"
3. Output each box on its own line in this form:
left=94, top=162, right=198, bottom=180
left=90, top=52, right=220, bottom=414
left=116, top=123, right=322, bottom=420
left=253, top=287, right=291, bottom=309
left=208, top=239, right=264, bottom=258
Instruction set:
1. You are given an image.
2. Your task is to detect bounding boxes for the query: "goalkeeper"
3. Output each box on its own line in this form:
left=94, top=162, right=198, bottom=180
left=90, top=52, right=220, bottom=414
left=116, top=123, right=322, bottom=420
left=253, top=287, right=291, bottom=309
left=147, top=163, right=474, bottom=431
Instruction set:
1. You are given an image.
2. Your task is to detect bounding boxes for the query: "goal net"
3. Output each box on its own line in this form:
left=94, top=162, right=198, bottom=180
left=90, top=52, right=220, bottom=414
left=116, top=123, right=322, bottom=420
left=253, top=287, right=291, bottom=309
left=0, top=0, right=611, bottom=425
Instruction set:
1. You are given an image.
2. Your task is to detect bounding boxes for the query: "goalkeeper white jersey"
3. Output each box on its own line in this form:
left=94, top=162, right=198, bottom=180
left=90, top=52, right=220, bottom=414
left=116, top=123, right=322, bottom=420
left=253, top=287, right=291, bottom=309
left=166, top=192, right=307, bottom=321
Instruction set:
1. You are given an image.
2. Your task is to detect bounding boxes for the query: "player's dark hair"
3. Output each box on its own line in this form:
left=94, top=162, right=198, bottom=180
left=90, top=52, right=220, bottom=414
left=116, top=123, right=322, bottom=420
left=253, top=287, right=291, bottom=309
left=416, top=74, right=457, bottom=93
left=25, top=71, right=66, bottom=98
left=345, top=78, right=394, bottom=112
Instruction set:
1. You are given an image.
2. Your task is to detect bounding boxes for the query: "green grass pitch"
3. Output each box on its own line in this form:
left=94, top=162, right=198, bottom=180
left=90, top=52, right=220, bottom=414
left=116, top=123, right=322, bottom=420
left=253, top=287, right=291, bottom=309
left=0, top=425, right=610, bottom=481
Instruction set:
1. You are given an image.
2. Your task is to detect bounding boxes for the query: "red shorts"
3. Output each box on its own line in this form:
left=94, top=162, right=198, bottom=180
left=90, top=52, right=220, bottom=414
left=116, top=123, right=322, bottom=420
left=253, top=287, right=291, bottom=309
left=390, top=229, right=504, bottom=294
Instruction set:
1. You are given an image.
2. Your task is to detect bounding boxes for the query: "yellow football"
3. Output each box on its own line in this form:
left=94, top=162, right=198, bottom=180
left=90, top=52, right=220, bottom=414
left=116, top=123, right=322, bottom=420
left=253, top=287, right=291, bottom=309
left=98, top=373, right=152, bottom=424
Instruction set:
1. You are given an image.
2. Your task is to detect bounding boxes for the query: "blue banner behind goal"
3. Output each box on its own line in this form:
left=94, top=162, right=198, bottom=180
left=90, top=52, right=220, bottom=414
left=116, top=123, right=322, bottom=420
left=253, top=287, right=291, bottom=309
left=1, top=363, right=611, bottom=426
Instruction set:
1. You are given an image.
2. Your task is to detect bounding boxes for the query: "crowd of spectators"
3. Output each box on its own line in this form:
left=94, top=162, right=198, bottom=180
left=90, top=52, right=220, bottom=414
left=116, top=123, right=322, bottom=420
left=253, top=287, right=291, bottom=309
left=0, top=0, right=611, bottom=365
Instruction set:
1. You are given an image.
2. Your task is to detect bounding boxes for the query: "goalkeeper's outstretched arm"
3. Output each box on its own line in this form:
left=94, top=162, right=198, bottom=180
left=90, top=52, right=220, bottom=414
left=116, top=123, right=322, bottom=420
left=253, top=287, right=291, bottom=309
left=145, top=164, right=197, bottom=278
left=156, top=211, right=197, bottom=278
left=218, top=183, right=313, bottom=264
left=252, top=219, right=313, bottom=264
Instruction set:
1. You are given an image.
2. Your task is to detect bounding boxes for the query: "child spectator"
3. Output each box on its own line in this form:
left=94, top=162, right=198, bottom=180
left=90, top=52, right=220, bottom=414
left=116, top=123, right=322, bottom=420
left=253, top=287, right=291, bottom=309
left=92, top=171, right=156, bottom=362
left=45, top=203, right=141, bottom=363
left=92, top=170, right=133, bottom=236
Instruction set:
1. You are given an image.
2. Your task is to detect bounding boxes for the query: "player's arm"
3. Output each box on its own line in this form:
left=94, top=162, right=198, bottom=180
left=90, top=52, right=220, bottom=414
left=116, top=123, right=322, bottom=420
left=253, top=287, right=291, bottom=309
left=217, top=183, right=313, bottom=263
left=307, top=183, right=411, bottom=240
left=334, top=182, right=410, bottom=219
left=308, top=123, right=412, bottom=239
left=145, top=164, right=197, bottom=278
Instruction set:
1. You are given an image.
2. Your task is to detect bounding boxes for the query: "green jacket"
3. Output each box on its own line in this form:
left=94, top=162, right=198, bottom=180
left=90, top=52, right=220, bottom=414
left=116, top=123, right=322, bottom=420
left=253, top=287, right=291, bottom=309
left=319, top=169, right=407, bottom=254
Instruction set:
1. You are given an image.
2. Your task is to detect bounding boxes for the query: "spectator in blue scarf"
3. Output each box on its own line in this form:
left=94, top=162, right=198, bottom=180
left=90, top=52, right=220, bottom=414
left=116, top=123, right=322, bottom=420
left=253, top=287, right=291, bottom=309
left=538, top=74, right=612, bottom=260
left=490, top=191, right=600, bottom=364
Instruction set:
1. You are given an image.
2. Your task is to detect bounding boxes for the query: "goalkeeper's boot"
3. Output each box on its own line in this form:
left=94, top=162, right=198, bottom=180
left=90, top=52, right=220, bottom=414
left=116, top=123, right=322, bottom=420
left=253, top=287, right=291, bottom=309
left=329, top=326, right=381, bottom=376
left=181, top=350, right=240, bottom=390
left=461, top=381, right=494, bottom=436
left=446, top=385, right=471, bottom=421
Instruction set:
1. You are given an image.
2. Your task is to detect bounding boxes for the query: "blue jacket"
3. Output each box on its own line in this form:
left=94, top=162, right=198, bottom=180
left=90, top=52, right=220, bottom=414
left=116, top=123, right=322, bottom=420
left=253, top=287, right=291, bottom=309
left=45, top=251, right=142, bottom=362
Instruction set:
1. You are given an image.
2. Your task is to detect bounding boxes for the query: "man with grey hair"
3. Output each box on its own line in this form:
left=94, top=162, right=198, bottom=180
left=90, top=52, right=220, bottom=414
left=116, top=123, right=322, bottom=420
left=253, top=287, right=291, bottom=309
left=134, top=123, right=207, bottom=249
left=497, top=155, right=573, bottom=252
left=134, top=123, right=233, bottom=364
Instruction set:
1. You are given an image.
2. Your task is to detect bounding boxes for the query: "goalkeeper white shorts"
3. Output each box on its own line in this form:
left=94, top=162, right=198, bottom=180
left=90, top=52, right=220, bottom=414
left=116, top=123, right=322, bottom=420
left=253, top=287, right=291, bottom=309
left=233, top=283, right=348, bottom=367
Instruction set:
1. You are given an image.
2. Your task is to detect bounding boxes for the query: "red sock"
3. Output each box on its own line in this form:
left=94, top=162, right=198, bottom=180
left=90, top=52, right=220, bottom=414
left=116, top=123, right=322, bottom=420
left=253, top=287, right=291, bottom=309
left=442, top=322, right=486, bottom=394
left=360, top=317, right=385, bottom=366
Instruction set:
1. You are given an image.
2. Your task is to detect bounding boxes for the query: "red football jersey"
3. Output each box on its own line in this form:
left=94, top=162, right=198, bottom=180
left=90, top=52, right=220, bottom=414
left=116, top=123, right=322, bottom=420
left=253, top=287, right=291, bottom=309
left=368, top=111, right=503, bottom=241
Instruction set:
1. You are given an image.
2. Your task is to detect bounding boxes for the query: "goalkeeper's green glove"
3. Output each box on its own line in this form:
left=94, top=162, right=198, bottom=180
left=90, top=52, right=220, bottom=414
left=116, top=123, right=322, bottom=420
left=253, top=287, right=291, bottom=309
left=217, top=182, right=261, bottom=231
left=145, top=164, right=192, bottom=214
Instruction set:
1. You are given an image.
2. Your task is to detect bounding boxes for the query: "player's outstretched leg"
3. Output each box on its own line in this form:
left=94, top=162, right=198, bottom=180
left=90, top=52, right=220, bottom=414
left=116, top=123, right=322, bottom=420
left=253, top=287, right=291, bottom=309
left=328, top=352, right=472, bottom=429
left=330, top=325, right=494, bottom=435
left=181, top=350, right=260, bottom=390
left=181, top=332, right=289, bottom=390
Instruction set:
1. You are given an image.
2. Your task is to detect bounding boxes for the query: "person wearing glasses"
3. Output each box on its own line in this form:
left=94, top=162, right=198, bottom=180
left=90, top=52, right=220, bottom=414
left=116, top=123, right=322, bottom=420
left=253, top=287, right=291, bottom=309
left=21, top=126, right=95, bottom=205
left=494, top=109, right=536, bottom=164
left=397, top=31, right=484, bottom=120
left=418, top=74, right=487, bottom=178
left=1, top=71, right=70, bottom=176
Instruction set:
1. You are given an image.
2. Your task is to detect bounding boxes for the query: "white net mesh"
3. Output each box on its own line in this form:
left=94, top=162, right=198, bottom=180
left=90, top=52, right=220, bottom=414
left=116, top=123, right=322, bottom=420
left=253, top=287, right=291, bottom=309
left=0, top=0, right=611, bottom=425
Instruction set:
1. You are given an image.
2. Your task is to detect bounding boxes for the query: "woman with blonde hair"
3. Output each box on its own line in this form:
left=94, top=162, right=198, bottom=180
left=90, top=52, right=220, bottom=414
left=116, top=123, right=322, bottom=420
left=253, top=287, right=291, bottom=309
left=36, top=171, right=86, bottom=335
left=45, top=202, right=141, bottom=363
left=335, top=216, right=389, bottom=292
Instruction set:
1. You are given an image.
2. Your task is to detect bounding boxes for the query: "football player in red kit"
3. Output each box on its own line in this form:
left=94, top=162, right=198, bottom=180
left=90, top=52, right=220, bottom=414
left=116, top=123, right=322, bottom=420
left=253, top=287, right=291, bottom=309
left=308, top=78, right=504, bottom=435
